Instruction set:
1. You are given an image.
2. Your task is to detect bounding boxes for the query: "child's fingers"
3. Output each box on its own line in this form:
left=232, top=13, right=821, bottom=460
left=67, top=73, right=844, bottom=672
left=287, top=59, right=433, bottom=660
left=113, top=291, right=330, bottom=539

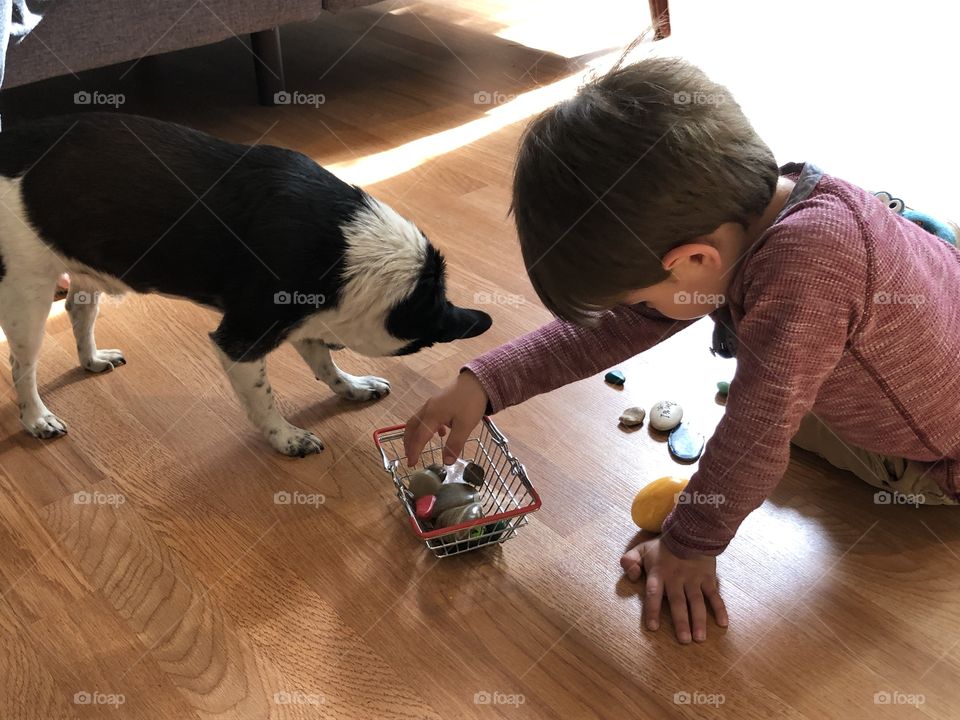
left=403, top=407, right=440, bottom=465
left=641, top=571, right=663, bottom=631
left=441, top=418, right=473, bottom=464
left=703, top=580, right=729, bottom=627
left=686, top=585, right=708, bottom=642
left=666, top=584, right=692, bottom=644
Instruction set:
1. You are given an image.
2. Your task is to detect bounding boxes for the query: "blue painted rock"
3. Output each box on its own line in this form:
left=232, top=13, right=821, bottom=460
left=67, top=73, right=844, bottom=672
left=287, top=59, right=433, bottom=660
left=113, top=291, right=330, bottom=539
left=605, top=369, right=626, bottom=386
left=668, top=423, right=704, bottom=461
left=717, top=381, right=730, bottom=396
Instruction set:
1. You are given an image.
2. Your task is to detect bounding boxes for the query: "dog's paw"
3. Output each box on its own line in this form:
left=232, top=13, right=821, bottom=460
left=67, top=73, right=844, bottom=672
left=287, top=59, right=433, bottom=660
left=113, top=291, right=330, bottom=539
left=334, top=375, right=391, bottom=402
left=22, top=410, right=68, bottom=439
left=83, top=349, right=126, bottom=373
left=271, top=425, right=325, bottom=457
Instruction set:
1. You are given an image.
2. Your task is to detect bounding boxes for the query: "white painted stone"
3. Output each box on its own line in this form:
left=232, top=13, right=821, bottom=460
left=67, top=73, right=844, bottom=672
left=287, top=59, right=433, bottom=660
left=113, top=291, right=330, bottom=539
left=649, top=400, right=683, bottom=431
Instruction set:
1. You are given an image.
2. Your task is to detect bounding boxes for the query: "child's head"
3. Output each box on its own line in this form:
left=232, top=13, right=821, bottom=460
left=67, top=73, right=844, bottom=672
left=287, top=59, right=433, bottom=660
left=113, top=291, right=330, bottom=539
left=512, top=56, right=779, bottom=323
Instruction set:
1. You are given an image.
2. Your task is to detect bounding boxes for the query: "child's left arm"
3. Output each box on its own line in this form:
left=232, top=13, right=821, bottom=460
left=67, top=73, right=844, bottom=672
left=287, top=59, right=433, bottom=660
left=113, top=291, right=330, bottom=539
left=625, top=212, right=870, bottom=641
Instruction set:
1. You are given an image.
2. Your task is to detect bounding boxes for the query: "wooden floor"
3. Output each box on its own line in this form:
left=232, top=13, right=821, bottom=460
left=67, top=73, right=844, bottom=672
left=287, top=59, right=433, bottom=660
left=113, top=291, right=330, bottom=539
left=1, top=1, right=959, bottom=718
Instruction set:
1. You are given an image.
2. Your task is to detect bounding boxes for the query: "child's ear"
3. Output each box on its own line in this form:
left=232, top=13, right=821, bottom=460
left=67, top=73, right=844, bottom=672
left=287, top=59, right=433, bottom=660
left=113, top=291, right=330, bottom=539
left=662, top=242, right=721, bottom=271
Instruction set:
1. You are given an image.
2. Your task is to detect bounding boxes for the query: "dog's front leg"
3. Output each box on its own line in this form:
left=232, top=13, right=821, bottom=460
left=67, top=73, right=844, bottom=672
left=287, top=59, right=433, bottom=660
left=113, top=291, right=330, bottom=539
left=293, top=339, right=390, bottom=401
left=213, top=346, right=324, bottom=457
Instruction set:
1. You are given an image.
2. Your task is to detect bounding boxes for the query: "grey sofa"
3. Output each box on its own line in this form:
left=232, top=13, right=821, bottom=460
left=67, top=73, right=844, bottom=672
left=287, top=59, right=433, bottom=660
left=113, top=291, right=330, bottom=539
left=3, top=0, right=378, bottom=103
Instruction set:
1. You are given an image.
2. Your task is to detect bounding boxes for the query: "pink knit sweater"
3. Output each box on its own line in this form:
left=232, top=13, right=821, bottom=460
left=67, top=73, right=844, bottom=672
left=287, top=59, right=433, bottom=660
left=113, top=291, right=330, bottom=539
left=466, top=164, right=960, bottom=558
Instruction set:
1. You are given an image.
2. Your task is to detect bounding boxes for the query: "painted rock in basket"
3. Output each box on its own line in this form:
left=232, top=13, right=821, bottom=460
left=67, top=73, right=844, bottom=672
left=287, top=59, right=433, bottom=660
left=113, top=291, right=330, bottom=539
left=605, top=369, right=626, bottom=386
left=436, top=502, right=485, bottom=536
left=463, top=461, right=485, bottom=487
left=414, top=494, right=436, bottom=520
left=619, top=406, right=646, bottom=427
left=668, top=423, right=704, bottom=462
left=432, top=483, right=480, bottom=517
left=408, top=469, right=443, bottom=499
left=426, top=463, right=448, bottom=481
left=649, top=400, right=683, bottom=431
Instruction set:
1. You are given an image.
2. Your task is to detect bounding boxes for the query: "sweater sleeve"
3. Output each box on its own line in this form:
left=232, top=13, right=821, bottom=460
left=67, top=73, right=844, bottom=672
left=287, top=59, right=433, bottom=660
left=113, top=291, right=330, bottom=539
left=660, top=211, right=868, bottom=558
left=464, top=304, right=693, bottom=413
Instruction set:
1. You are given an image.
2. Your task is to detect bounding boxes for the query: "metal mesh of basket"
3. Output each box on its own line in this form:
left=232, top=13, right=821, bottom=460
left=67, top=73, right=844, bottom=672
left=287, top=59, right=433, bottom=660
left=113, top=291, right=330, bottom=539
left=373, top=417, right=541, bottom=557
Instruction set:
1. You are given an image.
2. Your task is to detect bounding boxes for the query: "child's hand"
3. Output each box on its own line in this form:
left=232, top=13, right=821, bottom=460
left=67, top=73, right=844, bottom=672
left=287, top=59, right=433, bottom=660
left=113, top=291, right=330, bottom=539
left=403, top=371, right=489, bottom=466
left=620, top=536, right=728, bottom=644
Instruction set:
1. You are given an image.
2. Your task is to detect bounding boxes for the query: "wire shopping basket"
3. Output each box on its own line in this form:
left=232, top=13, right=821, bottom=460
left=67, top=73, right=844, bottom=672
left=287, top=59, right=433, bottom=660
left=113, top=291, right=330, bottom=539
left=373, top=417, right=541, bottom=557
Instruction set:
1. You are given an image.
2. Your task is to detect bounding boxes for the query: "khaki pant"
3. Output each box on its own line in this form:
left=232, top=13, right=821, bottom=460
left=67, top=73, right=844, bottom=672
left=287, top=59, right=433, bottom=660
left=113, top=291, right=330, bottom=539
left=791, top=414, right=957, bottom=505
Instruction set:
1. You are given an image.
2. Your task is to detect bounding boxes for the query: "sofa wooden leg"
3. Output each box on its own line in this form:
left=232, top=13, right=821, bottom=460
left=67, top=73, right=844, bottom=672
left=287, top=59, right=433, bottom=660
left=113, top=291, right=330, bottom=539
left=648, top=0, right=671, bottom=39
left=251, top=27, right=285, bottom=106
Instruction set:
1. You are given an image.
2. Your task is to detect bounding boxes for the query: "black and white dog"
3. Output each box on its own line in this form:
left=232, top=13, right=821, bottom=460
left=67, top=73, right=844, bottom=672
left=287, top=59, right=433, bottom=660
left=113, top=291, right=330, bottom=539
left=0, top=113, right=491, bottom=456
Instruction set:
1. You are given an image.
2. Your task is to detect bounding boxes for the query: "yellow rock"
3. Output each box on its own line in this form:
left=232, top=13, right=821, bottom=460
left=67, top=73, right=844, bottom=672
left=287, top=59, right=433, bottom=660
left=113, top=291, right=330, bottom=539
left=631, top=476, right=689, bottom=532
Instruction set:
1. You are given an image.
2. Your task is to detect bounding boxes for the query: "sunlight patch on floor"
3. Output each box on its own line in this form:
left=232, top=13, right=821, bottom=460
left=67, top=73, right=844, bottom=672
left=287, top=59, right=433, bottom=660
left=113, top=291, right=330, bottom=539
left=327, top=48, right=633, bottom=187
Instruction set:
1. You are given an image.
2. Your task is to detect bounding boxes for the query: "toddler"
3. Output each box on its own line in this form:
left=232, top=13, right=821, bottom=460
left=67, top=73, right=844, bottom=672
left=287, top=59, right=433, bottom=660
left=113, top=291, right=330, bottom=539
left=403, top=56, right=960, bottom=644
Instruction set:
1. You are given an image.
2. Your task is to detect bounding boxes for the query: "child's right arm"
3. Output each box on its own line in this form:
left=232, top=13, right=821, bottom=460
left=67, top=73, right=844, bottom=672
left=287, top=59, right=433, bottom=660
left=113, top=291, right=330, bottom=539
left=404, top=303, right=693, bottom=464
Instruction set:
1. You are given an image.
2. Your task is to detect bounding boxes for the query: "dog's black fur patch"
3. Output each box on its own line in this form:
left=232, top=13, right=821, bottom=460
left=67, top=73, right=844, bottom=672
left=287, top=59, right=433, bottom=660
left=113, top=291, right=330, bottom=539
left=0, top=113, right=491, bottom=361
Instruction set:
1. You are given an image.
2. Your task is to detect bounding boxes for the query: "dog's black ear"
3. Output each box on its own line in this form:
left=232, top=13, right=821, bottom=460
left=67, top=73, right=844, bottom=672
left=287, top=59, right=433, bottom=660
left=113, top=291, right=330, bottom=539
left=437, top=306, right=492, bottom=342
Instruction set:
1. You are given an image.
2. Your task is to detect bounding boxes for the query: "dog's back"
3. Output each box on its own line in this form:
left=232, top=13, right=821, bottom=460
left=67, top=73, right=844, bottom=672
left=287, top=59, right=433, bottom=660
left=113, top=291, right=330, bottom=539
left=0, top=113, right=362, bottom=306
